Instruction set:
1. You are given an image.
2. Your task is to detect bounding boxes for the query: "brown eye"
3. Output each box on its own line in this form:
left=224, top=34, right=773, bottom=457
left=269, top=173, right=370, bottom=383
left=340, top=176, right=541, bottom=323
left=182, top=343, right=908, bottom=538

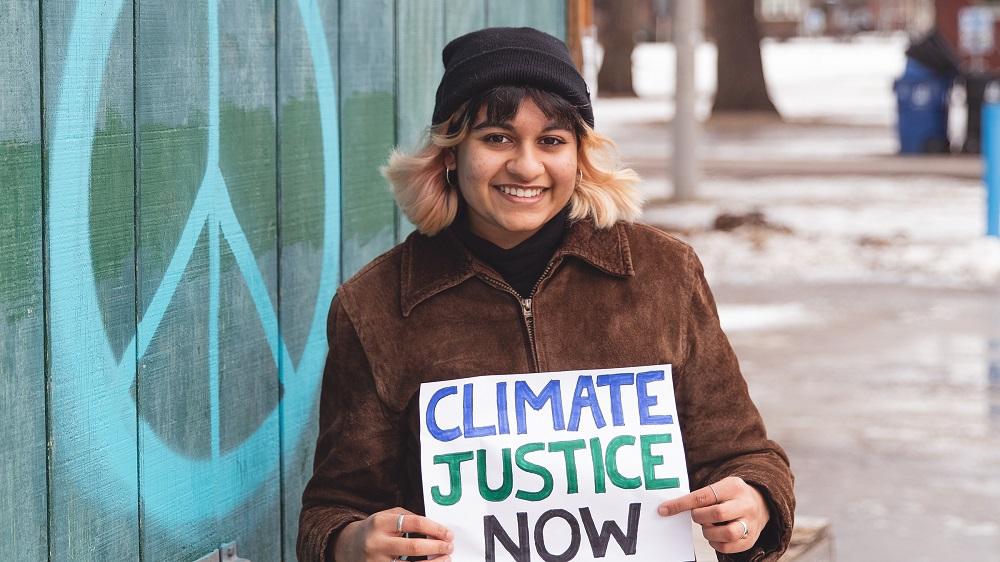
left=539, top=136, right=566, bottom=146
left=484, top=133, right=511, bottom=144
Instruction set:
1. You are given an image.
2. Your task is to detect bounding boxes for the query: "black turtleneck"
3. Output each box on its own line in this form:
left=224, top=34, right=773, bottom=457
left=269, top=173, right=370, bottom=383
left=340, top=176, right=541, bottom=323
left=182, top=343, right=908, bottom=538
left=451, top=205, right=570, bottom=298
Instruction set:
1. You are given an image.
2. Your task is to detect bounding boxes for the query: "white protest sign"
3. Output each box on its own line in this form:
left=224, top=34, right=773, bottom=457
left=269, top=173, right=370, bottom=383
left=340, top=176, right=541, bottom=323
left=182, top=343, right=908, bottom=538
left=419, top=365, right=695, bottom=562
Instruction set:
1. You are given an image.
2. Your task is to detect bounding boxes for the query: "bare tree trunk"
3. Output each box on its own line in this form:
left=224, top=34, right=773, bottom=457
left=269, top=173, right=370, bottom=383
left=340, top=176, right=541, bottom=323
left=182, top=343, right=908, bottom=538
left=596, top=0, right=637, bottom=97
left=708, top=0, right=778, bottom=115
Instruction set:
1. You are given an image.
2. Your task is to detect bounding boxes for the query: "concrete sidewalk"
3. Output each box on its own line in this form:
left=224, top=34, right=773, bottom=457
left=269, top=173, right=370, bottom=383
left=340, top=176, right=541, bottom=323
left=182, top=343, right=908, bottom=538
left=594, top=96, right=1000, bottom=560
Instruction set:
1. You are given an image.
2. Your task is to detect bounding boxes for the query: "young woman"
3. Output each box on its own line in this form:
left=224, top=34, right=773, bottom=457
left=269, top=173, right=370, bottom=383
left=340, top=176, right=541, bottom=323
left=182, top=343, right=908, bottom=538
left=298, top=27, right=794, bottom=562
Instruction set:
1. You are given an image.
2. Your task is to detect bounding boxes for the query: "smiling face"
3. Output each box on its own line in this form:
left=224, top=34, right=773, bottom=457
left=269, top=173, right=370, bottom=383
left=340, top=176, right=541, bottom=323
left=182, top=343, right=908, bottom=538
left=444, top=98, right=579, bottom=249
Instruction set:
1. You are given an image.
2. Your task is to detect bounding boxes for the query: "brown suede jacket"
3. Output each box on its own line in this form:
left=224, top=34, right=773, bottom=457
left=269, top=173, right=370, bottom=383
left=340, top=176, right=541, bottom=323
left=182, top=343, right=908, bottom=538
left=297, top=219, right=795, bottom=562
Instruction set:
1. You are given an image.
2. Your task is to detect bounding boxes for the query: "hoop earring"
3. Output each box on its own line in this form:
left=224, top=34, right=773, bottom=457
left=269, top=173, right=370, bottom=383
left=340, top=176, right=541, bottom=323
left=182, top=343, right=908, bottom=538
left=445, top=167, right=458, bottom=188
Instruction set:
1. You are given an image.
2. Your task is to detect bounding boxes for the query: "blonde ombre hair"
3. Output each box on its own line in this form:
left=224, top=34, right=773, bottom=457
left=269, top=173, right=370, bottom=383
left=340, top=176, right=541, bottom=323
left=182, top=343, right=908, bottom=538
left=381, top=87, right=643, bottom=236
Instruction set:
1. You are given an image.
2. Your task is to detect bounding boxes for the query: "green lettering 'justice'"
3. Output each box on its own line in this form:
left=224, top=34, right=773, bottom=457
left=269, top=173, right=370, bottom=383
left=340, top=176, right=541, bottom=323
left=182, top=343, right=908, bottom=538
left=547, top=439, right=586, bottom=494
left=605, top=435, right=641, bottom=489
left=431, top=451, right=474, bottom=506
left=641, top=433, right=680, bottom=490
left=431, top=433, right=680, bottom=505
left=515, top=442, right=553, bottom=501
left=477, top=448, right=514, bottom=501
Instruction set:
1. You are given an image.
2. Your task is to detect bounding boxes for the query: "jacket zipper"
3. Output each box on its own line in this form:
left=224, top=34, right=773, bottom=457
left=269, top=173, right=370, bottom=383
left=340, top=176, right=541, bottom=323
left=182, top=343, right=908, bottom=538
left=480, top=259, right=559, bottom=371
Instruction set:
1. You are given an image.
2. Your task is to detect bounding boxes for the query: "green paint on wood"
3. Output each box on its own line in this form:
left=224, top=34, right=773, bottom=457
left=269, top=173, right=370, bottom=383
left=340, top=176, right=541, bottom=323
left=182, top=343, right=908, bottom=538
left=89, top=109, right=138, bottom=362
left=0, top=3, right=45, bottom=559
left=277, top=0, right=339, bottom=556
left=277, top=99, right=326, bottom=253
left=136, top=0, right=217, bottom=558
left=215, top=0, right=281, bottom=558
left=0, top=143, right=43, bottom=320
left=135, top=118, right=210, bottom=308
left=396, top=0, right=446, bottom=240
left=277, top=98, right=326, bottom=361
left=340, top=0, right=397, bottom=279
left=43, top=0, right=140, bottom=559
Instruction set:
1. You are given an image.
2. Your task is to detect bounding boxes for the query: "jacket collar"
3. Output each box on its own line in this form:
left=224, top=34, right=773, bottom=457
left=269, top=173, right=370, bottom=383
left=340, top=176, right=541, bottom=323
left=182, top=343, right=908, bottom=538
left=400, top=219, right=634, bottom=316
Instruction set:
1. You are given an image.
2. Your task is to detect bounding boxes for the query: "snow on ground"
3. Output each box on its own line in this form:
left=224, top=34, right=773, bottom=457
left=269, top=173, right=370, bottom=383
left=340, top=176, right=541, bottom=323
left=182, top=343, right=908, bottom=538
left=641, top=175, right=1000, bottom=290
left=716, top=302, right=817, bottom=333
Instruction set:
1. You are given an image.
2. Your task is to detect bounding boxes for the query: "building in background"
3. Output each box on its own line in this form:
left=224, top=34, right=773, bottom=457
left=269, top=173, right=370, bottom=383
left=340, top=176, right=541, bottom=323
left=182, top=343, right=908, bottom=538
left=937, top=0, right=1000, bottom=71
left=635, top=1, right=935, bottom=42
left=757, top=0, right=934, bottom=39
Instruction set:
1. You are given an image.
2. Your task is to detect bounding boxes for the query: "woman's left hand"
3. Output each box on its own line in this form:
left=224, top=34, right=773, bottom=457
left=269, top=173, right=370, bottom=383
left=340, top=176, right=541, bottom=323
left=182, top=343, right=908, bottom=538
left=657, top=476, right=770, bottom=555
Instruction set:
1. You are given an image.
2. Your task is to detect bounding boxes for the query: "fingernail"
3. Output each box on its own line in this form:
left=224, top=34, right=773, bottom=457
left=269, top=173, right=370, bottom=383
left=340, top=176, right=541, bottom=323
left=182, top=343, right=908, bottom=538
left=447, top=543, right=455, bottom=553
left=658, top=506, right=669, bottom=516
left=446, top=529, right=454, bottom=540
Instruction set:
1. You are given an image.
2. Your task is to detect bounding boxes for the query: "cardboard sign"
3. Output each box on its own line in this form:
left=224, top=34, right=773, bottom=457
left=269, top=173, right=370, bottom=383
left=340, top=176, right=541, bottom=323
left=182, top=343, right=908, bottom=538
left=419, top=365, right=695, bottom=562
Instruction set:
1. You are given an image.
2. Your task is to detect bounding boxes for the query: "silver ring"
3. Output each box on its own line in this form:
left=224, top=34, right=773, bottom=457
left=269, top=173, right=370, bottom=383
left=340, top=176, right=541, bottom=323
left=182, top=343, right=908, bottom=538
left=396, top=513, right=405, bottom=533
left=708, top=484, right=720, bottom=504
left=738, top=520, right=749, bottom=540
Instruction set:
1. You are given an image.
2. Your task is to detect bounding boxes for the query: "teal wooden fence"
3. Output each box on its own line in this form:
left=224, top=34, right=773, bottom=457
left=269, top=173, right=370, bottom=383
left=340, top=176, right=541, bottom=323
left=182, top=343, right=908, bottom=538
left=0, top=1, right=566, bottom=560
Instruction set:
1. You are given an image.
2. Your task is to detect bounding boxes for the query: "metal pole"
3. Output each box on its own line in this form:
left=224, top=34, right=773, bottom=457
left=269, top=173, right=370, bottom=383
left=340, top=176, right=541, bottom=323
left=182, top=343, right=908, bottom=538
left=672, top=0, right=701, bottom=201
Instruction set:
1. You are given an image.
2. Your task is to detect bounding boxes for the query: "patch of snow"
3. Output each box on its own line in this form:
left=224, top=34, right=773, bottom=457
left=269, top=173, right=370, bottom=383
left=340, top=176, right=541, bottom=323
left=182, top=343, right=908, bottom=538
left=630, top=35, right=908, bottom=126
left=642, top=176, right=1000, bottom=289
left=717, top=303, right=815, bottom=332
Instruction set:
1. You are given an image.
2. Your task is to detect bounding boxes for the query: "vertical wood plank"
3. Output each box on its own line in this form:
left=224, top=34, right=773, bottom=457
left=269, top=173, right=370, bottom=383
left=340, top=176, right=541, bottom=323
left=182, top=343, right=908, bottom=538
left=215, top=0, right=281, bottom=559
left=445, top=0, right=486, bottom=41
left=0, top=1, right=45, bottom=559
left=277, top=0, right=342, bottom=557
left=340, top=0, right=397, bottom=278
left=487, top=0, right=566, bottom=38
left=395, top=0, right=445, bottom=239
left=136, top=0, right=217, bottom=558
left=43, top=0, right=139, bottom=559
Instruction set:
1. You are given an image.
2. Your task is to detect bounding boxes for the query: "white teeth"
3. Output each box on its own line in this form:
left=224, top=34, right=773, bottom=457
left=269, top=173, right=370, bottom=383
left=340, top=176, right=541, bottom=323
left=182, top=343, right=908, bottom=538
left=498, top=185, right=543, bottom=198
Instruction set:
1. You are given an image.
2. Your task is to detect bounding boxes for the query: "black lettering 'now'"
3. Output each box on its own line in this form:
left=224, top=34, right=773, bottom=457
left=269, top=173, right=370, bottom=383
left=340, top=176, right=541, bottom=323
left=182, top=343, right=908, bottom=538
left=484, top=503, right=642, bottom=561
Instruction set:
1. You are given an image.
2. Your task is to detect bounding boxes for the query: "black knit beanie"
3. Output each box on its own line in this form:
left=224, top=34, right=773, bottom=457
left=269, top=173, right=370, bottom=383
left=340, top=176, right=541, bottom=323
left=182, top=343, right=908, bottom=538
left=432, top=27, right=594, bottom=128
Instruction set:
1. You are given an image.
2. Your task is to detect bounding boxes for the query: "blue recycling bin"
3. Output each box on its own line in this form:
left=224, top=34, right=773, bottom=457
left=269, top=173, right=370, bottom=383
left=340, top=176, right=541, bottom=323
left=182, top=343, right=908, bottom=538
left=981, top=95, right=1000, bottom=236
left=893, top=58, right=953, bottom=154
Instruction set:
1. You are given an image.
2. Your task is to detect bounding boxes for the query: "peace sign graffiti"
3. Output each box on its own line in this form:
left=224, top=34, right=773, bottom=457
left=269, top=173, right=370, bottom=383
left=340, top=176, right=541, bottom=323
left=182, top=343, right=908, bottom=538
left=48, top=0, right=339, bottom=537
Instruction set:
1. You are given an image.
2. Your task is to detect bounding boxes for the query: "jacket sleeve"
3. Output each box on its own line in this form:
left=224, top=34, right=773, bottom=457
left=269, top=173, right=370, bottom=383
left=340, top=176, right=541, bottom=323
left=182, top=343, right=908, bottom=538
left=297, top=295, right=407, bottom=562
left=675, top=249, right=795, bottom=562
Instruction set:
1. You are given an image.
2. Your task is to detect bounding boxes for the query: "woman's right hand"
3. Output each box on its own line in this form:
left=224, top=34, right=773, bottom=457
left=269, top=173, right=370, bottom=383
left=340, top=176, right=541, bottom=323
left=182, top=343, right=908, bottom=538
left=334, top=507, right=454, bottom=562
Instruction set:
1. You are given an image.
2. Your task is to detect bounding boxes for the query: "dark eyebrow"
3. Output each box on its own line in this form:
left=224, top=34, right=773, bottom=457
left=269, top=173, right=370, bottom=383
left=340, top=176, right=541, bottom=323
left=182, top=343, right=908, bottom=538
left=472, top=120, right=572, bottom=133
left=472, top=120, right=513, bottom=131
left=541, top=122, right=573, bottom=133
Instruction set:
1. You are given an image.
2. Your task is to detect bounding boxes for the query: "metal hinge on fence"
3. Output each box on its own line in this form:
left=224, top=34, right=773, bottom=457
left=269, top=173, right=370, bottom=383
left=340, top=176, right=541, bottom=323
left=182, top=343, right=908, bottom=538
left=193, top=541, right=251, bottom=562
